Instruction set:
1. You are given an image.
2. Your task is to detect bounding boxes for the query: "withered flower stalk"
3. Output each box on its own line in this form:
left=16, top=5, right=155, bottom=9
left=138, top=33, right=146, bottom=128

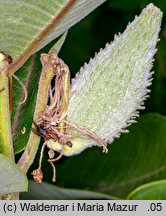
left=32, top=53, right=108, bottom=183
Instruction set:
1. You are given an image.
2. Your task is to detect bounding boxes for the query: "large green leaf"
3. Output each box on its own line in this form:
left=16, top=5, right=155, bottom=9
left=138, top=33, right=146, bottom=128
left=20, top=181, right=115, bottom=200
left=127, top=180, right=166, bottom=200
left=0, top=0, right=107, bottom=75
left=0, top=153, right=28, bottom=194
left=49, top=113, right=166, bottom=198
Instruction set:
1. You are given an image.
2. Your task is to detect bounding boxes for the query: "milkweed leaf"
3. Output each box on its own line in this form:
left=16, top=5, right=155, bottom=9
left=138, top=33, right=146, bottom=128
left=0, top=154, right=28, bottom=194
left=0, top=0, right=107, bottom=76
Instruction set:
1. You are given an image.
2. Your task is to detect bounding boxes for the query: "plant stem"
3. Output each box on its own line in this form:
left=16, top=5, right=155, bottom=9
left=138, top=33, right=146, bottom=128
left=0, top=53, right=19, bottom=200
left=17, top=54, right=55, bottom=172
left=0, top=70, right=14, bottom=160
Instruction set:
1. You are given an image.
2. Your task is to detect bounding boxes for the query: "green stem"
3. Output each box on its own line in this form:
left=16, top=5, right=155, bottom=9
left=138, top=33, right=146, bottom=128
left=0, top=70, right=14, bottom=160
left=0, top=53, right=18, bottom=200
left=17, top=53, right=55, bottom=172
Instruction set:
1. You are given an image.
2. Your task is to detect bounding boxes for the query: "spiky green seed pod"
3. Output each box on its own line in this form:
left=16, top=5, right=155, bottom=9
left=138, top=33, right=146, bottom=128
left=48, top=4, right=163, bottom=156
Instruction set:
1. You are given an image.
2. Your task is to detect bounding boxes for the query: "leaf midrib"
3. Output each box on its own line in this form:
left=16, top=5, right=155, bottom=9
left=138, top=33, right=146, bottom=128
left=7, top=0, right=76, bottom=77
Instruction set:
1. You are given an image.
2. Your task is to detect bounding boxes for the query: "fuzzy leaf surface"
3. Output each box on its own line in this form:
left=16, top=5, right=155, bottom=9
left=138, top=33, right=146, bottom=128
left=0, top=154, right=28, bottom=194
left=0, top=0, right=107, bottom=75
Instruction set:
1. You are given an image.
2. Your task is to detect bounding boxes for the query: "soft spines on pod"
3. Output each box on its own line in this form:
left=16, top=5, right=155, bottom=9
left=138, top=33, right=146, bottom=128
left=47, top=4, right=163, bottom=156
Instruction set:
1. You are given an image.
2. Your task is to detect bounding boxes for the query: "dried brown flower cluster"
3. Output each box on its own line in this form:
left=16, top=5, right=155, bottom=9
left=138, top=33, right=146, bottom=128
left=32, top=53, right=108, bottom=183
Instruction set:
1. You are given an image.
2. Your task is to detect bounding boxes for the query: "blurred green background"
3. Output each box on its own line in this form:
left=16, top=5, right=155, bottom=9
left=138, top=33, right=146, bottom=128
left=21, top=0, right=166, bottom=199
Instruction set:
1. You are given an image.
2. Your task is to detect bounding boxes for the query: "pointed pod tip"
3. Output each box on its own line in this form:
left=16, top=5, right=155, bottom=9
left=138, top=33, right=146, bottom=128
left=145, top=3, right=163, bottom=15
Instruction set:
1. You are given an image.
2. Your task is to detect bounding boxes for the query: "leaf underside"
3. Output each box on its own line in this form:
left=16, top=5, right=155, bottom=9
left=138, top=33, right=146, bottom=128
left=20, top=181, right=115, bottom=200
left=0, top=0, right=107, bottom=75
left=0, top=153, right=28, bottom=194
